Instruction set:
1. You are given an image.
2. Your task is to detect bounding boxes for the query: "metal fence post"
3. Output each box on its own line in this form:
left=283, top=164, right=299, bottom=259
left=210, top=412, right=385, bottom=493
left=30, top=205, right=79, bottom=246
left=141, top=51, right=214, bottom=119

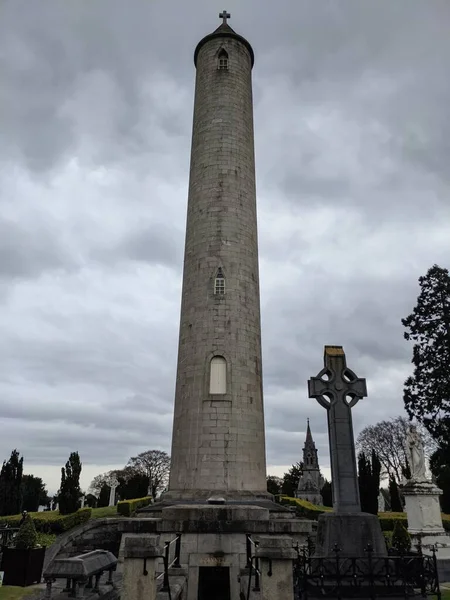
left=161, top=541, right=170, bottom=592
left=253, top=541, right=260, bottom=592
left=174, top=534, right=181, bottom=568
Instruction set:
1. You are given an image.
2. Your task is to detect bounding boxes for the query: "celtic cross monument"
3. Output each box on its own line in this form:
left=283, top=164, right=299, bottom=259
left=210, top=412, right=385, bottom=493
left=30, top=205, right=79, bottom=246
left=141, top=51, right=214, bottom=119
left=308, top=345, right=366, bottom=513
left=308, top=346, right=387, bottom=556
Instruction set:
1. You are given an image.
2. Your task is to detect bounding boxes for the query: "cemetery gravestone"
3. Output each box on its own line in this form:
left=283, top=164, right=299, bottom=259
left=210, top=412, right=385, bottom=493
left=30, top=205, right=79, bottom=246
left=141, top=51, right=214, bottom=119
left=109, top=479, right=119, bottom=507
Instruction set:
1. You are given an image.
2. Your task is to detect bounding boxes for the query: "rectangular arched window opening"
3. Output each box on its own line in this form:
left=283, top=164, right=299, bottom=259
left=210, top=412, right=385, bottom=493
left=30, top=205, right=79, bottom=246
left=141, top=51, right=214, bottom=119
left=210, top=356, right=227, bottom=394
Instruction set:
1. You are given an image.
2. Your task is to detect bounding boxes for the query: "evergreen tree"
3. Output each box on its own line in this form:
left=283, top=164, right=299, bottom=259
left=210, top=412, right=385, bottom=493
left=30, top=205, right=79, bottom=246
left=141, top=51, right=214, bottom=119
left=389, top=477, right=403, bottom=512
left=85, top=493, right=98, bottom=508
left=281, top=462, right=303, bottom=497
left=98, top=484, right=110, bottom=508
left=392, top=521, right=411, bottom=555
left=402, top=265, right=450, bottom=443
left=15, top=514, right=37, bottom=549
left=58, top=452, right=82, bottom=515
left=358, top=451, right=380, bottom=515
left=0, top=449, right=23, bottom=516
left=430, top=444, right=450, bottom=513
left=266, top=476, right=282, bottom=496
left=320, top=480, right=333, bottom=507
left=21, top=475, right=49, bottom=512
left=117, top=472, right=149, bottom=500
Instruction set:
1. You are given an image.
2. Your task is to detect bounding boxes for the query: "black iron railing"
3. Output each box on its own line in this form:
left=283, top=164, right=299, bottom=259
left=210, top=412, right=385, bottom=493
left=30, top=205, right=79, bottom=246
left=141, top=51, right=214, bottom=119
left=245, top=534, right=261, bottom=600
left=155, top=533, right=182, bottom=600
left=0, top=526, right=19, bottom=547
left=294, top=542, right=441, bottom=600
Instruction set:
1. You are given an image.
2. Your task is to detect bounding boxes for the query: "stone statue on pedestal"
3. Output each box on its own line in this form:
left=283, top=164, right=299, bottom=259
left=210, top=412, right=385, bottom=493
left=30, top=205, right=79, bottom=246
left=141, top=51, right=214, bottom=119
left=405, top=425, right=427, bottom=482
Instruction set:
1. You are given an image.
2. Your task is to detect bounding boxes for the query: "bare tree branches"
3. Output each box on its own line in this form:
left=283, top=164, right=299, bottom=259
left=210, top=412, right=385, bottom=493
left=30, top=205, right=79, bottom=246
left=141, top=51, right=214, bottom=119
left=356, top=416, right=435, bottom=483
left=127, top=450, right=170, bottom=498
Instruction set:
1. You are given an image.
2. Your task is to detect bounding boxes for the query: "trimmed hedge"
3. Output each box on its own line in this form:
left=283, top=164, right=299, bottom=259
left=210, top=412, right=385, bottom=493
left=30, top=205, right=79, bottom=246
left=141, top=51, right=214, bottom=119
left=379, top=512, right=407, bottom=531
left=279, top=499, right=450, bottom=533
left=0, top=508, right=92, bottom=534
left=279, top=496, right=332, bottom=519
left=117, top=496, right=152, bottom=517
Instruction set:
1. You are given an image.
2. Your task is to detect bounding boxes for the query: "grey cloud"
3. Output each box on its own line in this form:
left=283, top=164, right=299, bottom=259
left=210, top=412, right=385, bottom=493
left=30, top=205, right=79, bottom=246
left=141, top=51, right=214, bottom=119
left=0, top=0, right=449, bottom=477
left=0, top=217, right=76, bottom=279
left=91, top=224, right=183, bottom=268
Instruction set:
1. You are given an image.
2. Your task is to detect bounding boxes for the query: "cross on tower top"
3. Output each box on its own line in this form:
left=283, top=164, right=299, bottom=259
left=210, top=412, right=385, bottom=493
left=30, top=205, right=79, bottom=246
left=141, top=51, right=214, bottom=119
left=219, top=10, right=231, bottom=25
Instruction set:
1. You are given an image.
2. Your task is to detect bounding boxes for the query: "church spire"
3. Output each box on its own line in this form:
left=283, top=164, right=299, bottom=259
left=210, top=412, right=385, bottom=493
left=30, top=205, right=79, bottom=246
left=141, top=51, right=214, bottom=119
left=296, top=419, right=324, bottom=504
left=303, top=420, right=319, bottom=470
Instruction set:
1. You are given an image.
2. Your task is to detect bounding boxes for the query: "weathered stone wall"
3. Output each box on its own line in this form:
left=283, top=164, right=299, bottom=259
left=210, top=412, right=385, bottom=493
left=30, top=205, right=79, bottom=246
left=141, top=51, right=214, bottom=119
left=168, top=26, right=267, bottom=497
left=44, top=518, right=124, bottom=571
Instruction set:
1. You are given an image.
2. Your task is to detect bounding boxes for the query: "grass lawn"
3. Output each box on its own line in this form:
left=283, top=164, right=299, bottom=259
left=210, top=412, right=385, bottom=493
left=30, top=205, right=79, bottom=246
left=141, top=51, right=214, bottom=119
left=441, top=590, right=450, bottom=600
left=90, top=506, right=119, bottom=519
left=0, top=586, right=42, bottom=600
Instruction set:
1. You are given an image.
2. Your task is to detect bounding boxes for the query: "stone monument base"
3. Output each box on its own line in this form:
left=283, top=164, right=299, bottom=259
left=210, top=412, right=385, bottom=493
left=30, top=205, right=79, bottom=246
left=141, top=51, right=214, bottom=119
left=160, top=488, right=274, bottom=503
left=403, top=481, right=445, bottom=537
left=314, top=512, right=387, bottom=557
left=124, top=503, right=314, bottom=600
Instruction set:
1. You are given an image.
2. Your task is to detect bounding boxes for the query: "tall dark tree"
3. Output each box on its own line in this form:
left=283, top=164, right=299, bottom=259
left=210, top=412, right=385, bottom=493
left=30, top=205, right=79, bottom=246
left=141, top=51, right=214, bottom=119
left=98, top=484, right=110, bottom=508
left=267, top=475, right=283, bottom=496
left=84, top=493, right=98, bottom=508
left=320, top=480, right=333, bottom=507
left=358, top=450, right=381, bottom=515
left=0, top=449, right=23, bottom=516
left=402, top=265, right=450, bottom=443
left=430, top=444, right=450, bottom=513
left=281, top=462, right=303, bottom=497
left=118, top=471, right=149, bottom=500
left=58, top=452, right=82, bottom=515
left=389, top=477, right=403, bottom=512
left=21, top=475, right=49, bottom=512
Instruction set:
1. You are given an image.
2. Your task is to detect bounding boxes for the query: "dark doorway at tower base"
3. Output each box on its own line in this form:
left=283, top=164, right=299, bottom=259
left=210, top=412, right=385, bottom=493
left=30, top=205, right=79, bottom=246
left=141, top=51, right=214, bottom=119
left=197, top=566, right=231, bottom=600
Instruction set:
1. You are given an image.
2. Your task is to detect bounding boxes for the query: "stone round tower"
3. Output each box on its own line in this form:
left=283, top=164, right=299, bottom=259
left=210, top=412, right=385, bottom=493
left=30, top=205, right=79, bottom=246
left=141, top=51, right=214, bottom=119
left=167, top=13, right=268, bottom=500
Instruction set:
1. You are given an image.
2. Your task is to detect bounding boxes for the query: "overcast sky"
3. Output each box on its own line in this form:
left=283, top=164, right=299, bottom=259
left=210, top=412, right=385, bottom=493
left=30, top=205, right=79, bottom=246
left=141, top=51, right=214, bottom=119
left=1, top=0, right=449, bottom=496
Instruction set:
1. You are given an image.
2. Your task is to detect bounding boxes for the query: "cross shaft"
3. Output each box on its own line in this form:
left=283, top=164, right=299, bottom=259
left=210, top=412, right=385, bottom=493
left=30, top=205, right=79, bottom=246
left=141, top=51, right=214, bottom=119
left=308, top=346, right=367, bottom=513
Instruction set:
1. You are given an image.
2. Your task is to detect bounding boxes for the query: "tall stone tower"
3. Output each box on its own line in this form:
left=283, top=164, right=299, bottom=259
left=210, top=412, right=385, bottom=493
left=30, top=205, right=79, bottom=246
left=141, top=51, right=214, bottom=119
left=296, top=420, right=324, bottom=505
left=167, top=12, right=267, bottom=500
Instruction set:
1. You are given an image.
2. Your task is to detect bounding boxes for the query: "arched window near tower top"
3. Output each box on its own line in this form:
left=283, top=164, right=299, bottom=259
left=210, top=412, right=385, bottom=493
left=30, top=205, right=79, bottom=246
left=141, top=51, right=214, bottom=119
left=214, top=268, right=225, bottom=295
left=218, top=49, right=229, bottom=71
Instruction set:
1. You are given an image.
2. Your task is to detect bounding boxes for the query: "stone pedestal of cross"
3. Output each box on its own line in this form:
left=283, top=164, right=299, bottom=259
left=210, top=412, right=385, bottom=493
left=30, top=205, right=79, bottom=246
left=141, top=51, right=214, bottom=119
left=308, top=346, right=387, bottom=557
left=308, top=346, right=365, bottom=513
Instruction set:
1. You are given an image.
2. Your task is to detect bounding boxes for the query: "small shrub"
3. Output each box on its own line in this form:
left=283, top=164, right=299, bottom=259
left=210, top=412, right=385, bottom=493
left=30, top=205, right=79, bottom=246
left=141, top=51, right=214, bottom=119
left=383, top=531, right=393, bottom=549
left=15, top=514, right=37, bottom=549
left=117, top=496, right=152, bottom=517
left=392, top=520, right=411, bottom=554
left=36, top=532, right=57, bottom=547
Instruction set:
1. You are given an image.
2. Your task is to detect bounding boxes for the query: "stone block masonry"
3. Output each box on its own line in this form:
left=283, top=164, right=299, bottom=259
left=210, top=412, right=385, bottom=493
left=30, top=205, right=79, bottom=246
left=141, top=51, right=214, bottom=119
left=168, top=22, right=267, bottom=498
